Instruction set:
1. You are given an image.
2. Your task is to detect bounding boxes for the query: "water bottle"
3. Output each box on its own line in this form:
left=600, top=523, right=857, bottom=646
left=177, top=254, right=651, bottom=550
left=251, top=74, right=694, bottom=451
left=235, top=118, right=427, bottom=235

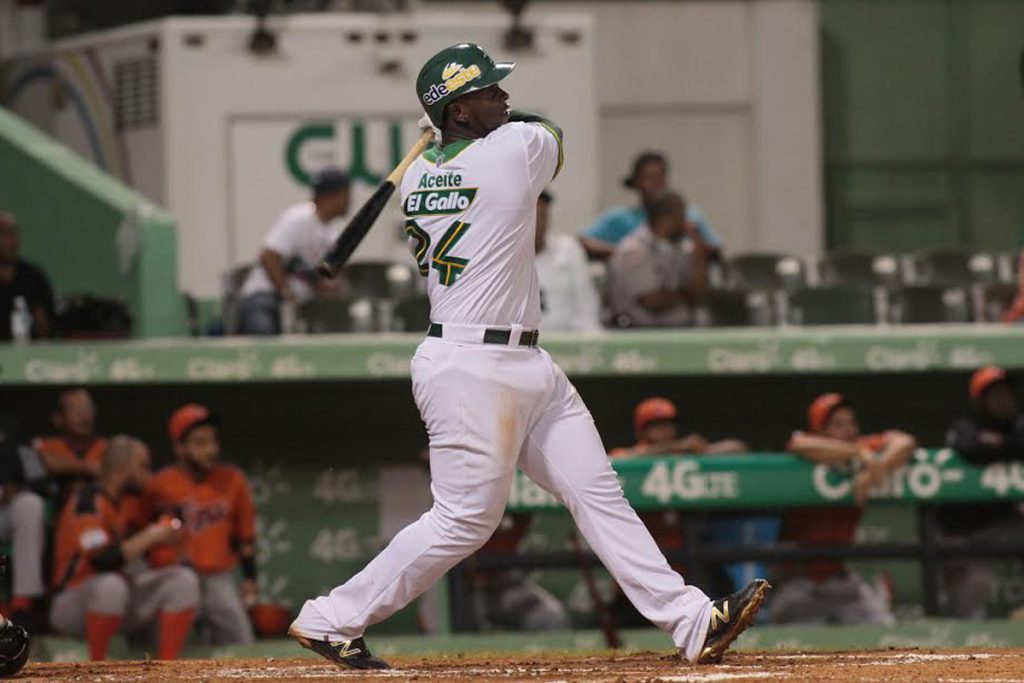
left=10, top=296, right=31, bottom=343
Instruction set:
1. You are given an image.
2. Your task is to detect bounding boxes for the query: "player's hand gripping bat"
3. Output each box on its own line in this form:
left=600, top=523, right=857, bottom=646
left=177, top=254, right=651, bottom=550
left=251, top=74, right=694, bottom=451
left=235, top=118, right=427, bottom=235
left=316, top=128, right=435, bottom=279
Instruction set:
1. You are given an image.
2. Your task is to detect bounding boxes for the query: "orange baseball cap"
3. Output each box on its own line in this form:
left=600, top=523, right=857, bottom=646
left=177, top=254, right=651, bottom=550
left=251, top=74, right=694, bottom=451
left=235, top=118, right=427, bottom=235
left=634, top=397, right=677, bottom=433
left=168, top=403, right=215, bottom=443
left=807, top=393, right=849, bottom=433
left=969, top=366, right=1008, bottom=401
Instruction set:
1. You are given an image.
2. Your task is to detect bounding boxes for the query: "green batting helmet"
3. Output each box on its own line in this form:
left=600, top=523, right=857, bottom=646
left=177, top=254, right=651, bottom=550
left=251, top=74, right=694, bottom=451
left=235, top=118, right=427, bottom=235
left=416, top=43, right=515, bottom=128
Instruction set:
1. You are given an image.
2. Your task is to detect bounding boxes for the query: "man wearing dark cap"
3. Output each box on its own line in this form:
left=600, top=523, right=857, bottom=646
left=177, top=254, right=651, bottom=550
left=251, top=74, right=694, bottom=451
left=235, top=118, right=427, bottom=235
left=237, top=168, right=350, bottom=334
left=580, top=152, right=722, bottom=261
left=940, top=366, right=1024, bottom=619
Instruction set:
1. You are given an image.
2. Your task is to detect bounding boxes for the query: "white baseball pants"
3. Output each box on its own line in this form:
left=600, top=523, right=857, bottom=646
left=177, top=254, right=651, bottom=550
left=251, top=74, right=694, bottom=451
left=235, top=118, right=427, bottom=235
left=295, top=333, right=712, bottom=660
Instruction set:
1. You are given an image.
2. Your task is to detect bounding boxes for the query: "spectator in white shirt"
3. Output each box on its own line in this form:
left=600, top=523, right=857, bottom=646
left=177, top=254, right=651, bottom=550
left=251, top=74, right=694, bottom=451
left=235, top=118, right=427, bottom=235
left=606, top=191, right=707, bottom=328
left=238, top=169, right=350, bottom=334
left=534, top=191, right=601, bottom=332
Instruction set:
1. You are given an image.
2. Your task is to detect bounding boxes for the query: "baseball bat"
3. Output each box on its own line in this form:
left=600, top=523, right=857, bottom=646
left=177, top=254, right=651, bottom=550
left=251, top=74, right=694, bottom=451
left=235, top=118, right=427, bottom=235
left=317, top=128, right=435, bottom=279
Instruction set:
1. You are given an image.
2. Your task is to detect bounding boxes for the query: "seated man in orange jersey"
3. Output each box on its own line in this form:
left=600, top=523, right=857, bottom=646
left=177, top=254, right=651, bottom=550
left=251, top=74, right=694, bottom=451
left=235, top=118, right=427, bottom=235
left=144, top=404, right=257, bottom=645
left=49, top=436, right=198, bottom=660
left=34, top=388, right=107, bottom=504
left=771, top=393, right=916, bottom=625
left=610, top=397, right=747, bottom=459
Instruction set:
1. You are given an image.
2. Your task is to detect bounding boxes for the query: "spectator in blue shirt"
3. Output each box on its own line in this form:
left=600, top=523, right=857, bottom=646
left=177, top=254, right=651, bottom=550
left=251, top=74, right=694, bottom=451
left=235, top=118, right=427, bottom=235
left=580, top=151, right=723, bottom=261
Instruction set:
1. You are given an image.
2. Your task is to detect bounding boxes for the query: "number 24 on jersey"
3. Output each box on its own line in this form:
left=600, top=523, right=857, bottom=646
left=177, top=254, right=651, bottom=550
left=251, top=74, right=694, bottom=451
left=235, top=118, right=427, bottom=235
left=405, top=219, right=472, bottom=286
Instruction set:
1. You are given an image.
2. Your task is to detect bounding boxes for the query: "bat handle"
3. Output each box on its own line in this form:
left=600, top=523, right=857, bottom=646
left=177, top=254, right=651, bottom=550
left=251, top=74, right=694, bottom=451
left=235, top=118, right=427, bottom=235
left=387, top=128, right=437, bottom=184
left=316, top=262, right=334, bottom=279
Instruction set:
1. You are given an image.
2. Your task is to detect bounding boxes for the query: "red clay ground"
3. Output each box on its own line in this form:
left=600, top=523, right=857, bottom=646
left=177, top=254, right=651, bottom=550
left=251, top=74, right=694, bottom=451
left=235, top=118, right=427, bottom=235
left=14, top=649, right=1024, bottom=682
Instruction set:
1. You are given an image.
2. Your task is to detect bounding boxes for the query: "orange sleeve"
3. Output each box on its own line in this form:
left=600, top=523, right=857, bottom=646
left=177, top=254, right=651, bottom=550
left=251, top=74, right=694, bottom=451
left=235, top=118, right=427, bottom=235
left=232, top=470, right=256, bottom=542
left=118, top=493, right=154, bottom=537
left=86, top=439, right=109, bottom=466
left=858, top=433, right=887, bottom=452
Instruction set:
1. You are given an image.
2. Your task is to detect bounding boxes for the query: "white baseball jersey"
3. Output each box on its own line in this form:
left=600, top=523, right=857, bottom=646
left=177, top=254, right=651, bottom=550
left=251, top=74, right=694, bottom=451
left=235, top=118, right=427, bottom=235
left=241, top=202, right=342, bottom=302
left=400, top=122, right=562, bottom=328
left=295, top=116, right=717, bottom=665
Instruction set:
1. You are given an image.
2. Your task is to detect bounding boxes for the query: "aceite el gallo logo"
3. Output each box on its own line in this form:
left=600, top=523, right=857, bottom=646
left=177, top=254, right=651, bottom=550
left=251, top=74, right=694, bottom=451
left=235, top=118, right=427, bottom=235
left=422, top=63, right=483, bottom=105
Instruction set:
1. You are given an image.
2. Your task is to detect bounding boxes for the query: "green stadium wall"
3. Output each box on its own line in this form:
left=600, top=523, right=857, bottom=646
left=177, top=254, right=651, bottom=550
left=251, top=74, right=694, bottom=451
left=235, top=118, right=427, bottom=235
left=0, top=106, right=184, bottom=337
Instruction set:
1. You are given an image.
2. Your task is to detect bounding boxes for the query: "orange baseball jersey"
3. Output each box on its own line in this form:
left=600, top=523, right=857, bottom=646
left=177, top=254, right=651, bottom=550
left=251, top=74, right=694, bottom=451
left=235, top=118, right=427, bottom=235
left=52, top=483, right=122, bottom=590
left=34, top=436, right=108, bottom=465
left=781, top=432, right=890, bottom=581
left=34, top=436, right=109, bottom=501
left=144, top=464, right=256, bottom=575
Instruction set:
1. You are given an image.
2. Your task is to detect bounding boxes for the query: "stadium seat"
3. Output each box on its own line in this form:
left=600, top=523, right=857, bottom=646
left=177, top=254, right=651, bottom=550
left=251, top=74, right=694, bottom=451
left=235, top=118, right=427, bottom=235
left=906, top=249, right=998, bottom=287
left=297, top=298, right=379, bottom=333
left=977, top=283, right=1019, bottom=322
left=1000, top=251, right=1022, bottom=283
left=888, top=285, right=971, bottom=324
left=341, top=261, right=417, bottom=299
left=818, top=251, right=901, bottom=287
left=725, top=253, right=806, bottom=292
left=787, top=286, right=877, bottom=325
left=696, top=290, right=756, bottom=327
left=394, top=294, right=432, bottom=332
left=221, top=264, right=254, bottom=335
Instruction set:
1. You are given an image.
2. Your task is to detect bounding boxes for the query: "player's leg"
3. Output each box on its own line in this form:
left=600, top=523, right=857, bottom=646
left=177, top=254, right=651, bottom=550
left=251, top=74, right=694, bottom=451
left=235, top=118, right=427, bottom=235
left=292, top=342, right=541, bottom=642
left=767, top=578, right=827, bottom=624
left=485, top=570, right=569, bottom=631
left=942, top=558, right=992, bottom=620
left=50, top=574, right=130, bottom=660
left=195, top=571, right=254, bottom=646
left=830, top=572, right=894, bottom=626
left=516, top=362, right=712, bottom=662
left=125, top=566, right=201, bottom=657
left=5, top=491, right=46, bottom=607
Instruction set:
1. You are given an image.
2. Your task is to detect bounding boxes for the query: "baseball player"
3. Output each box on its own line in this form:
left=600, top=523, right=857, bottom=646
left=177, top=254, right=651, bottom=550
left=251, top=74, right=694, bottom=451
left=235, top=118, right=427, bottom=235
left=141, top=404, right=257, bottom=645
left=49, top=436, right=199, bottom=660
left=771, top=393, right=914, bottom=625
left=34, top=388, right=107, bottom=505
left=288, top=43, right=769, bottom=669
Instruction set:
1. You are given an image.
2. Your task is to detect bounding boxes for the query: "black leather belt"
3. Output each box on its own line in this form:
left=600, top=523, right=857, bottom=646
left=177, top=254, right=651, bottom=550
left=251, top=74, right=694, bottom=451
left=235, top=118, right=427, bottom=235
left=427, top=323, right=539, bottom=347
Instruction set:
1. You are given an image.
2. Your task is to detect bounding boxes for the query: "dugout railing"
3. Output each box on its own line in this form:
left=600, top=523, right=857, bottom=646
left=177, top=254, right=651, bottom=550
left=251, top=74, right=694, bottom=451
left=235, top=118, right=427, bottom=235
left=451, top=452, right=1024, bottom=630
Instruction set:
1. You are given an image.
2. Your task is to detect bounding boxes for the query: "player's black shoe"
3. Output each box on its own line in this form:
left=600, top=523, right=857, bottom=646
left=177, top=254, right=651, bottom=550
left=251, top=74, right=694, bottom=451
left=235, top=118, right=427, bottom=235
left=697, top=578, right=771, bottom=665
left=289, top=628, right=391, bottom=670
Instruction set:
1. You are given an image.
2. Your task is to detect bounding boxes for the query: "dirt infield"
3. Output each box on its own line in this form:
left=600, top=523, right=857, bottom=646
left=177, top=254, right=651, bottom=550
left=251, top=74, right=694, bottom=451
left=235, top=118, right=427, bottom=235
left=15, top=649, right=1024, bottom=682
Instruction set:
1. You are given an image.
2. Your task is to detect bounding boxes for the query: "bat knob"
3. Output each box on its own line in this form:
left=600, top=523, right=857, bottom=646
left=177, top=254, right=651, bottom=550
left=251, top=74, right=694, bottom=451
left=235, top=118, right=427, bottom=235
left=316, top=262, right=335, bottom=279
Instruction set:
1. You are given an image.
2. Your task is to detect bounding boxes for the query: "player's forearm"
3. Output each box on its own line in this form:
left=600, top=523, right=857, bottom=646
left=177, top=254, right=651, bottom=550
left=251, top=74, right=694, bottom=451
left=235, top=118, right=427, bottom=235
left=580, top=237, right=616, bottom=259
left=119, top=527, right=162, bottom=564
left=879, top=432, right=917, bottom=471
left=508, top=110, right=562, bottom=141
left=259, top=249, right=294, bottom=300
left=636, top=289, right=688, bottom=313
left=787, top=433, right=862, bottom=465
left=40, top=452, right=97, bottom=478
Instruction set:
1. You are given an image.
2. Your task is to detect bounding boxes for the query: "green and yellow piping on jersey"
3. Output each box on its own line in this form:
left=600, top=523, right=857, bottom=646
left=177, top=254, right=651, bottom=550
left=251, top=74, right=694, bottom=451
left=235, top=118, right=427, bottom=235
left=422, top=139, right=476, bottom=166
left=538, top=120, right=564, bottom=179
left=404, top=188, right=479, bottom=217
left=432, top=221, right=471, bottom=286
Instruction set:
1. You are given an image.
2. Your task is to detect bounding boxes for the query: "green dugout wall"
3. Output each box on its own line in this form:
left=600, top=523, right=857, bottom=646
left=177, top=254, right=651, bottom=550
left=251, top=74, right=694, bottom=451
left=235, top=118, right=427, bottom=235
left=0, top=107, right=184, bottom=337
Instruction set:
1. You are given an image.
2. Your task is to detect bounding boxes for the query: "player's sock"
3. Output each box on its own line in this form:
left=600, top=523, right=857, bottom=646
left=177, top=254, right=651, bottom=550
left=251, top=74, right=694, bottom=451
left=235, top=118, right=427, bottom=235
left=157, top=608, right=196, bottom=659
left=85, top=612, right=122, bottom=660
left=8, top=596, right=32, bottom=613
